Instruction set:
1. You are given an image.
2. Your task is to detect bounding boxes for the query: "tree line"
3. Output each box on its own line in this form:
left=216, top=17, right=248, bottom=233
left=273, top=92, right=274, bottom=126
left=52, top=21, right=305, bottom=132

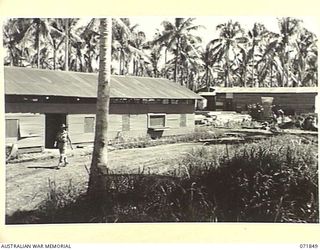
left=3, top=17, right=318, bottom=89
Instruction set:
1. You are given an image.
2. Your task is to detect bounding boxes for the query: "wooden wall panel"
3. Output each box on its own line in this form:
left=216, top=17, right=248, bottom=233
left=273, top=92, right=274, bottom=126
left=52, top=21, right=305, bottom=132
left=215, top=92, right=317, bottom=114
left=5, top=113, right=45, bottom=150
left=166, top=114, right=180, bottom=128
left=186, top=113, right=195, bottom=128
left=70, top=133, right=94, bottom=144
left=130, top=114, right=147, bottom=131
left=6, top=103, right=97, bottom=114
left=109, top=114, right=123, bottom=132
left=68, top=114, right=95, bottom=144
left=6, top=102, right=196, bottom=115
left=110, top=103, right=195, bottom=114
left=5, top=100, right=198, bottom=151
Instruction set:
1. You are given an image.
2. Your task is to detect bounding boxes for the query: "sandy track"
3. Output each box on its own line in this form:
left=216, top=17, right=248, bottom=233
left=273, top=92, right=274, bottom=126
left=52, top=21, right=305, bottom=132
left=6, top=143, right=202, bottom=215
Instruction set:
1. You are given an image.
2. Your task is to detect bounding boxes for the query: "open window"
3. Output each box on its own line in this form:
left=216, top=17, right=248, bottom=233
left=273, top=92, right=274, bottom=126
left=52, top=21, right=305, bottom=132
left=147, top=113, right=169, bottom=131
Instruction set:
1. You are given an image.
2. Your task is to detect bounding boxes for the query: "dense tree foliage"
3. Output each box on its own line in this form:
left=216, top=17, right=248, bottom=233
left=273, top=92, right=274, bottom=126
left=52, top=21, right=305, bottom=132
left=3, top=17, right=318, bottom=88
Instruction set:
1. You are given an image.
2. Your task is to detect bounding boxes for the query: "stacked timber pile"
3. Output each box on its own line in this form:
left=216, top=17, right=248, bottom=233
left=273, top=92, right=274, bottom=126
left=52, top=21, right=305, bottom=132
left=211, top=111, right=252, bottom=128
left=199, top=128, right=273, bottom=145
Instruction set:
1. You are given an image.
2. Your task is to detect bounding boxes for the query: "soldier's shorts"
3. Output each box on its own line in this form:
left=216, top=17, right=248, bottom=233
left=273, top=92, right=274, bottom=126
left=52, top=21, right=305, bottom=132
left=58, top=142, right=67, bottom=154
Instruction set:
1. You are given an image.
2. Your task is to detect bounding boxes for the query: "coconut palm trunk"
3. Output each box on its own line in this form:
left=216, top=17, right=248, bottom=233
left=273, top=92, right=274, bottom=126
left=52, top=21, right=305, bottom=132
left=87, top=17, right=112, bottom=198
left=205, top=66, right=210, bottom=90
left=37, top=22, right=41, bottom=68
left=174, top=37, right=181, bottom=82
left=225, top=50, right=230, bottom=87
left=53, top=40, right=57, bottom=69
left=65, top=19, right=69, bottom=71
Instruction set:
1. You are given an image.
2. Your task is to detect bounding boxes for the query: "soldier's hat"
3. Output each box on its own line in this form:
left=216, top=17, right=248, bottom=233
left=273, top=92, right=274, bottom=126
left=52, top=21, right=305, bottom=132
left=60, top=124, right=67, bottom=129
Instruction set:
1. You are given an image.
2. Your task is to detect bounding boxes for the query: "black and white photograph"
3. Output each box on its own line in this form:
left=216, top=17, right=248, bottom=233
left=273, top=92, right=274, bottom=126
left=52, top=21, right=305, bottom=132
left=3, top=16, right=319, bottom=224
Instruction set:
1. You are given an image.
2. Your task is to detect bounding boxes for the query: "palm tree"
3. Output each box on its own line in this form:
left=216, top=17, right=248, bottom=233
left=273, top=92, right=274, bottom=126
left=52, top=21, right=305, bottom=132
left=246, top=23, right=269, bottom=87
left=3, top=19, right=27, bottom=66
left=48, top=19, right=66, bottom=70
left=292, top=28, right=318, bottom=86
left=111, top=18, right=150, bottom=76
left=130, top=30, right=148, bottom=76
left=207, top=20, right=248, bottom=87
left=80, top=19, right=100, bottom=72
left=277, top=17, right=302, bottom=87
left=19, top=18, right=55, bottom=68
left=200, top=46, right=212, bottom=90
left=87, top=17, right=112, bottom=198
left=148, top=44, right=162, bottom=77
left=178, top=39, right=203, bottom=88
left=64, top=19, right=83, bottom=72
left=256, top=33, right=283, bottom=87
left=112, top=18, right=132, bottom=75
left=153, top=18, right=203, bottom=82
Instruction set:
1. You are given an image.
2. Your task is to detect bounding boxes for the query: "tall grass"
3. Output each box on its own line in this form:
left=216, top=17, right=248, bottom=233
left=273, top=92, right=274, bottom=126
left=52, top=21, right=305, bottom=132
left=8, top=135, right=317, bottom=223
left=178, top=136, right=318, bottom=222
left=102, top=135, right=318, bottom=222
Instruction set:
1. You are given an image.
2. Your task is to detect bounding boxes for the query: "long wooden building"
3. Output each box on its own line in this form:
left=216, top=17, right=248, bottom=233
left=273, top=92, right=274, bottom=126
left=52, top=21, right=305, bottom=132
left=4, top=66, right=203, bottom=153
left=198, top=87, right=319, bottom=114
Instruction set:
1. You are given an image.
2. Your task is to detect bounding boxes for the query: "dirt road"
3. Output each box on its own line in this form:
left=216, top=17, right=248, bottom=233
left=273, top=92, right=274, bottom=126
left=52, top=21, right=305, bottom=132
left=6, top=142, right=203, bottom=215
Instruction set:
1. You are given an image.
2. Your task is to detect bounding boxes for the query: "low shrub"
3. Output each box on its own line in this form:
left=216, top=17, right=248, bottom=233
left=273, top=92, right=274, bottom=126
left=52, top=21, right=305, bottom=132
left=247, top=103, right=264, bottom=121
left=110, top=127, right=224, bottom=150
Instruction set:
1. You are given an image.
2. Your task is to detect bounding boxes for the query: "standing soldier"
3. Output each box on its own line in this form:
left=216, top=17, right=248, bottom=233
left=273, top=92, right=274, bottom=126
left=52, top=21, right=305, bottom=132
left=54, top=124, right=73, bottom=169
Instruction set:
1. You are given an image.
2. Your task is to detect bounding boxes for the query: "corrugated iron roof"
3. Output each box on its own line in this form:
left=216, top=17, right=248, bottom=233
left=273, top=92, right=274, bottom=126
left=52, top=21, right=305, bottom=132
left=214, top=87, right=319, bottom=93
left=4, top=66, right=203, bottom=100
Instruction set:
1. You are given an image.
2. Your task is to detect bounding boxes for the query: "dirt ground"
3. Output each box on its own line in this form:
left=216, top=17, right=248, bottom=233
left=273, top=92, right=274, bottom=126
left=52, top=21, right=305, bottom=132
left=5, top=142, right=204, bottom=216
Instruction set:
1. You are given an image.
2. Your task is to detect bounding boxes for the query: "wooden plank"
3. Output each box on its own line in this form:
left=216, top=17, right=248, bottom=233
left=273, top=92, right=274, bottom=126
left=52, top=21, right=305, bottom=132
left=130, top=114, right=147, bottom=131
left=18, top=136, right=44, bottom=147
left=70, top=133, right=94, bottom=144
left=166, top=114, right=179, bottom=128
left=68, top=115, right=86, bottom=124
left=18, top=146, right=43, bottom=154
left=122, top=114, right=130, bottom=131
left=69, top=123, right=84, bottom=133
left=68, top=114, right=85, bottom=137
left=109, top=114, right=122, bottom=131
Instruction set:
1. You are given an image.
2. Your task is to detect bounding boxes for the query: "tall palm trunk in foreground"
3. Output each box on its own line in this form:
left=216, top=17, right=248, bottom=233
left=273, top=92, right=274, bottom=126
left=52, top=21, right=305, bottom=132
left=87, top=18, right=112, bottom=198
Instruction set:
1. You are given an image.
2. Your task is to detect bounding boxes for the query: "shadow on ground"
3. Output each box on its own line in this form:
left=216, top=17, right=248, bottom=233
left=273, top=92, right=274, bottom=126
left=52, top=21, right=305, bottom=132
left=27, top=166, right=60, bottom=170
left=6, top=195, right=101, bottom=224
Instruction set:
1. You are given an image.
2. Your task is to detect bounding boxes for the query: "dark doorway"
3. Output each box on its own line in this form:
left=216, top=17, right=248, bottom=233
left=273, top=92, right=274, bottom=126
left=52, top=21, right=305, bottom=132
left=45, top=114, right=67, bottom=148
left=206, top=96, right=216, bottom=111
left=225, top=99, right=234, bottom=111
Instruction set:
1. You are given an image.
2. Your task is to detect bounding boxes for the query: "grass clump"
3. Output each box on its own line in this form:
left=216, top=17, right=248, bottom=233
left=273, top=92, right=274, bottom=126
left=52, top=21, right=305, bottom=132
left=178, top=136, right=318, bottom=222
